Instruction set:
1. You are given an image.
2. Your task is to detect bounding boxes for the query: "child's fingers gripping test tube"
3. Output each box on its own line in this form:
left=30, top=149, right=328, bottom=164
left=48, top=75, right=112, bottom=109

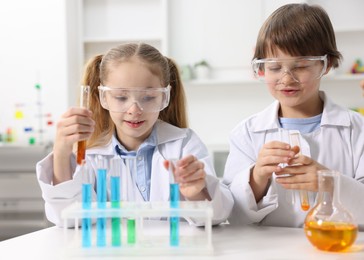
left=77, top=85, right=90, bottom=165
left=96, top=155, right=107, bottom=247
left=278, top=128, right=295, bottom=206
left=81, top=160, right=92, bottom=248
left=169, top=159, right=180, bottom=247
left=289, top=132, right=310, bottom=211
left=110, top=156, right=122, bottom=247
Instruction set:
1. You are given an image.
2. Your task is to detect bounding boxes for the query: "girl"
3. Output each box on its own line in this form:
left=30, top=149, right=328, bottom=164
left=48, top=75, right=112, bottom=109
left=223, top=3, right=364, bottom=229
left=37, top=43, right=233, bottom=227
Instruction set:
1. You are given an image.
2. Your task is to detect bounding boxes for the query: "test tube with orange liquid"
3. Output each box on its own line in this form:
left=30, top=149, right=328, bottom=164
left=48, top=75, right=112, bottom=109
left=289, top=131, right=310, bottom=211
left=77, top=85, right=90, bottom=165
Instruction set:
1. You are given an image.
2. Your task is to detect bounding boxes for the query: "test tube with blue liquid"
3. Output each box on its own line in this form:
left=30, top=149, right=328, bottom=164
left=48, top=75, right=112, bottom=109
left=81, top=160, right=92, bottom=248
left=169, top=159, right=180, bottom=247
left=125, top=157, right=137, bottom=245
left=96, top=155, right=107, bottom=247
left=110, top=157, right=122, bottom=246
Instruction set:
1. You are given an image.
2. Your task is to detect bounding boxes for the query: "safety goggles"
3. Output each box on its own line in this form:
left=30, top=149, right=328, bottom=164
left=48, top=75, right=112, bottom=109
left=252, top=55, right=327, bottom=84
left=98, top=85, right=171, bottom=113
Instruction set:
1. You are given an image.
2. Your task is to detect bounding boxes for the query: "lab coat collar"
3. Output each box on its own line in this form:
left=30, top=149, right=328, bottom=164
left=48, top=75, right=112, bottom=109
left=86, top=120, right=187, bottom=155
left=251, top=90, right=350, bottom=132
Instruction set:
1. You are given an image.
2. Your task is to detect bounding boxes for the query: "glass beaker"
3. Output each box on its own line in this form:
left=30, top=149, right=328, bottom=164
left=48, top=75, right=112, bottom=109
left=304, top=170, right=358, bottom=252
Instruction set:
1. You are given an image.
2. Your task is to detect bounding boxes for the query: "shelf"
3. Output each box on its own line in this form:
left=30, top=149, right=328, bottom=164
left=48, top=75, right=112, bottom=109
left=324, top=73, right=364, bottom=81
left=84, top=37, right=163, bottom=44
left=335, top=28, right=364, bottom=34
left=184, top=77, right=259, bottom=87
left=184, top=73, right=364, bottom=87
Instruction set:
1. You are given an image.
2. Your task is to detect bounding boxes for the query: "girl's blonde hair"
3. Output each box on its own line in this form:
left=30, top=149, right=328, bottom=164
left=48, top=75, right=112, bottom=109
left=81, top=43, right=188, bottom=149
left=253, top=3, right=342, bottom=68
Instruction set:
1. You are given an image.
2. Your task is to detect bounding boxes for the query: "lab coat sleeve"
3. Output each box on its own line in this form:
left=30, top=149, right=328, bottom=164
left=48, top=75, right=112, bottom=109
left=223, top=123, right=278, bottom=225
left=340, top=175, right=364, bottom=230
left=36, top=152, right=93, bottom=227
left=339, top=112, right=364, bottom=230
left=181, top=130, right=234, bottom=226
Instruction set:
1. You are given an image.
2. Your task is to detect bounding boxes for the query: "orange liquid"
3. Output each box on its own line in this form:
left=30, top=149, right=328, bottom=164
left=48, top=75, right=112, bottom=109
left=301, top=202, right=310, bottom=211
left=77, top=140, right=86, bottom=165
left=304, top=221, right=358, bottom=252
left=300, top=190, right=310, bottom=211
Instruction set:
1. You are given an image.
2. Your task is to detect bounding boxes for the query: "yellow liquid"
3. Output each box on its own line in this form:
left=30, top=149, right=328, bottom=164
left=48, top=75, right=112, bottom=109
left=304, top=221, right=358, bottom=252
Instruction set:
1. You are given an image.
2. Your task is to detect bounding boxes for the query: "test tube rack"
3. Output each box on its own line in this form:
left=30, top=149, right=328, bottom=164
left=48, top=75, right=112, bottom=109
left=61, top=200, right=213, bottom=257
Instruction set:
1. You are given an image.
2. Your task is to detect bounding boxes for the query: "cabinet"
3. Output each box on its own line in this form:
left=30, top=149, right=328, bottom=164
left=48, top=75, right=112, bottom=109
left=66, top=0, right=168, bottom=106
left=0, top=146, right=52, bottom=240
left=82, top=0, right=168, bottom=62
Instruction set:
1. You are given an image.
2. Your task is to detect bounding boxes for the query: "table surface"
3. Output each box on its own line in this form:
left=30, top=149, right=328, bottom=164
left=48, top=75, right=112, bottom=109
left=0, top=221, right=363, bottom=260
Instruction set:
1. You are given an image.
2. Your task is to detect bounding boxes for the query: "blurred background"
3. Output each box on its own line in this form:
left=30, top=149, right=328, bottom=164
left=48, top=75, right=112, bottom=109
left=0, top=0, right=363, bottom=240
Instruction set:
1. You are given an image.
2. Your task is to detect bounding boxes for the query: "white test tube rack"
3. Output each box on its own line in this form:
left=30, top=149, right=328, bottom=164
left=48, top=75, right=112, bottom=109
left=61, top=200, right=213, bottom=257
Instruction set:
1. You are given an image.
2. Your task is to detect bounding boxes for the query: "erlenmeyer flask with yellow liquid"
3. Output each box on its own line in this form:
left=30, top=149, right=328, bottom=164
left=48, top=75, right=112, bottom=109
left=304, top=170, right=358, bottom=252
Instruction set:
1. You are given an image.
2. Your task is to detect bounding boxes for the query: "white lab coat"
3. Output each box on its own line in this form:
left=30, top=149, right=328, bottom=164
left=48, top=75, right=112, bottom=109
left=223, top=91, right=364, bottom=229
left=37, top=120, right=233, bottom=227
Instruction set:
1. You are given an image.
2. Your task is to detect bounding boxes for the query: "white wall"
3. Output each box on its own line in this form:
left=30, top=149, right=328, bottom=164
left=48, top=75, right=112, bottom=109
left=169, top=0, right=364, bottom=149
left=0, top=0, right=68, bottom=144
left=1, top=0, right=363, bottom=148
left=168, top=0, right=263, bottom=80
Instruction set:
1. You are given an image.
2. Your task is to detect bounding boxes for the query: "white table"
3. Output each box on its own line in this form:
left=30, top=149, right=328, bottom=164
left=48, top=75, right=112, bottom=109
left=0, top=222, right=363, bottom=259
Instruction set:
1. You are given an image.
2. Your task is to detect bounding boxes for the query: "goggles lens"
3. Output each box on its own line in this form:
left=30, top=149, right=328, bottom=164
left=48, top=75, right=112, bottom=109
left=252, top=55, right=327, bottom=84
left=98, top=85, right=171, bottom=113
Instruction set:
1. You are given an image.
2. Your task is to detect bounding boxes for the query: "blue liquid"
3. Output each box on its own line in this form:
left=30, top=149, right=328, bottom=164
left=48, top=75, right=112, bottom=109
left=170, top=183, right=180, bottom=208
left=97, top=218, right=106, bottom=247
left=82, top=183, right=92, bottom=247
left=82, top=183, right=92, bottom=210
left=97, top=169, right=107, bottom=247
left=170, top=183, right=180, bottom=246
left=97, top=169, right=107, bottom=209
left=111, top=176, right=121, bottom=246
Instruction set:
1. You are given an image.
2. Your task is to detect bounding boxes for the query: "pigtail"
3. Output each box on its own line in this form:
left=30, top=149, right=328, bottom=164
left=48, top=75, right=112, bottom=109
left=82, top=55, right=114, bottom=148
left=159, top=57, right=188, bottom=128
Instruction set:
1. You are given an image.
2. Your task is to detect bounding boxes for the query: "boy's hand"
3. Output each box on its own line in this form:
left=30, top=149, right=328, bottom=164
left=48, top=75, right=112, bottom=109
left=275, top=155, right=328, bottom=192
left=250, top=141, right=297, bottom=201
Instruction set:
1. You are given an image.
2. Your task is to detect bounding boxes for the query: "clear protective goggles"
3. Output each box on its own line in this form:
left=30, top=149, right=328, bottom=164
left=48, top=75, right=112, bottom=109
left=252, top=55, right=328, bottom=84
left=98, top=85, right=171, bottom=113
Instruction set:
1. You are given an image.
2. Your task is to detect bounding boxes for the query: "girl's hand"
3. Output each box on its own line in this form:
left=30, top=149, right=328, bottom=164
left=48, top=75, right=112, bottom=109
left=250, top=141, right=297, bottom=201
left=163, top=155, right=210, bottom=200
left=275, top=155, right=328, bottom=192
left=53, top=107, right=94, bottom=156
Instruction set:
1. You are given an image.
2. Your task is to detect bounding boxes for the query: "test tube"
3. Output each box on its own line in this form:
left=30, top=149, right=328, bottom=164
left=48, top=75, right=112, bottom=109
left=77, top=85, right=90, bottom=165
left=169, top=159, right=180, bottom=247
left=289, top=132, right=310, bottom=211
left=96, top=155, right=107, bottom=247
left=81, top=160, right=92, bottom=248
left=110, top=157, right=122, bottom=247
left=125, top=157, right=137, bottom=245
left=278, top=128, right=295, bottom=206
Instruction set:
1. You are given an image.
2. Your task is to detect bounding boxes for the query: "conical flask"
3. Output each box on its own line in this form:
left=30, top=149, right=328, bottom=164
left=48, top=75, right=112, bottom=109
left=304, top=170, right=358, bottom=252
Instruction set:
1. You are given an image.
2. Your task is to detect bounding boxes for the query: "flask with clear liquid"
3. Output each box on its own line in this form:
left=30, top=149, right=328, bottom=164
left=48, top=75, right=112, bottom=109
left=304, top=170, right=358, bottom=252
